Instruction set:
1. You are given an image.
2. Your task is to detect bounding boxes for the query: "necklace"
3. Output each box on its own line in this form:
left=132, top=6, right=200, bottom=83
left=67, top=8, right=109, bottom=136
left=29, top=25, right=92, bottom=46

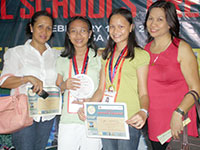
left=150, top=39, right=171, bottom=66
left=151, top=55, right=159, bottom=66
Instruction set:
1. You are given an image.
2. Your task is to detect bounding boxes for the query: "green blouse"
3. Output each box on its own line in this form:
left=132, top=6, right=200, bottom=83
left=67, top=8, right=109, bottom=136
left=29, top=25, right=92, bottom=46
left=56, top=48, right=101, bottom=124
left=102, top=47, right=150, bottom=119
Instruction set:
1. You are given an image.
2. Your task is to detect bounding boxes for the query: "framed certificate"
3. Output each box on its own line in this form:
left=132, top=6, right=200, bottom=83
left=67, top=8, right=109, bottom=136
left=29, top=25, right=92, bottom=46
left=84, top=102, right=130, bottom=140
left=27, top=87, right=62, bottom=117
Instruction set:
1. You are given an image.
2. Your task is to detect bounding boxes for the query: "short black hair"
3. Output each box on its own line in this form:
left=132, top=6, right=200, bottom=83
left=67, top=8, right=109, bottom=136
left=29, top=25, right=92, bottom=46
left=26, top=10, right=54, bottom=38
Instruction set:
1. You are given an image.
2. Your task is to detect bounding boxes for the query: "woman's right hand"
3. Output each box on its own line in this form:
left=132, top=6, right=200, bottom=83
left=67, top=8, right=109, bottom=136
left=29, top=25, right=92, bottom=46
left=77, top=107, right=86, bottom=121
left=26, top=76, right=43, bottom=94
left=65, top=77, right=80, bottom=90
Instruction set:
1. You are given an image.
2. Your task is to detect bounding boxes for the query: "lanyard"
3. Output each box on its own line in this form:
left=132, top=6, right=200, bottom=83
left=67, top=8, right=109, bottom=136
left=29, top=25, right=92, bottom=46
left=108, top=45, right=127, bottom=84
left=105, top=46, right=127, bottom=102
left=72, top=48, right=89, bottom=75
left=67, top=49, right=89, bottom=113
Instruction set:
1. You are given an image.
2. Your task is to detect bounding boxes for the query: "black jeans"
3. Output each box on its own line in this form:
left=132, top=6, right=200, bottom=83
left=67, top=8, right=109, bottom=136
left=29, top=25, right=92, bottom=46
left=150, top=140, right=169, bottom=150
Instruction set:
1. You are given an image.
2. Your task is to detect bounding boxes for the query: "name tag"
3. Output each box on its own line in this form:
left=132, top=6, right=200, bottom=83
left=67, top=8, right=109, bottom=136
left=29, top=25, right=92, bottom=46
left=102, top=90, right=116, bottom=103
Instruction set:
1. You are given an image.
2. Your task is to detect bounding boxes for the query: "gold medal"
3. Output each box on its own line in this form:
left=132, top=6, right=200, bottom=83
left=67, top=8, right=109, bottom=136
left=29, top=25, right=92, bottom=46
left=108, top=84, right=115, bottom=92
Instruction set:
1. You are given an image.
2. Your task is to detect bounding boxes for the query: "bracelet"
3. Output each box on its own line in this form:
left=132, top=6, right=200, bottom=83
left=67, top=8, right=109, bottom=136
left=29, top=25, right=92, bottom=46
left=140, top=108, right=149, bottom=117
left=175, top=107, right=185, bottom=116
left=58, top=81, right=64, bottom=89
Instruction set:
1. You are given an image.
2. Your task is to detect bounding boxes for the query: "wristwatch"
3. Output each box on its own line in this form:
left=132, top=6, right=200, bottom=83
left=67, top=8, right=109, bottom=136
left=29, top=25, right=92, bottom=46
left=175, top=107, right=185, bottom=116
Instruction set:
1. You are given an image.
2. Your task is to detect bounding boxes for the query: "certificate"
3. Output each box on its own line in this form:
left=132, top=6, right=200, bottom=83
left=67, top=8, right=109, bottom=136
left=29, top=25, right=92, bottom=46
left=157, top=118, right=191, bottom=144
left=27, top=87, right=62, bottom=117
left=84, top=102, right=130, bottom=140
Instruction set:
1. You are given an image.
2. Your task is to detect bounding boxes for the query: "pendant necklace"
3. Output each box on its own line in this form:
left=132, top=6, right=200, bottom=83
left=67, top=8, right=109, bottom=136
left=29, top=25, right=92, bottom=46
left=151, top=39, right=171, bottom=66
left=151, top=55, right=159, bottom=66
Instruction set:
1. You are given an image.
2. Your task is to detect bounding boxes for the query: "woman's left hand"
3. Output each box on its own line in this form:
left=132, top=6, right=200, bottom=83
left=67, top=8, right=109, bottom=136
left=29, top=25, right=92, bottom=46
left=170, top=111, right=183, bottom=139
left=126, top=110, right=147, bottom=129
left=74, top=99, right=90, bottom=121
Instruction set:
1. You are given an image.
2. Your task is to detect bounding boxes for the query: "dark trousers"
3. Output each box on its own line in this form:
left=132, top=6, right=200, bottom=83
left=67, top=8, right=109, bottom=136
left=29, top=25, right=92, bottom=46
left=102, top=126, right=141, bottom=150
left=12, top=118, right=54, bottom=150
left=150, top=140, right=169, bottom=150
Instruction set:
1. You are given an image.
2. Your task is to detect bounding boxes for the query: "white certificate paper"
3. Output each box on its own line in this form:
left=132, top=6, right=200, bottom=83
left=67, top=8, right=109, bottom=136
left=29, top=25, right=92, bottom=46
left=84, top=102, right=130, bottom=140
left=27, top=87, right=62, bottom=117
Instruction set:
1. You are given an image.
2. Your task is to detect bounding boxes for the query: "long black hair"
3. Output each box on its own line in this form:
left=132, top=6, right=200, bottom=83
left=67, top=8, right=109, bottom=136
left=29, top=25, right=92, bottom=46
left=26, top=10, right=54, bottom=38
left=102, top=8, right=141, bottom=60
left=144, top=0, right=180, bottom=43
left=61, top=16, right=97, bottom=58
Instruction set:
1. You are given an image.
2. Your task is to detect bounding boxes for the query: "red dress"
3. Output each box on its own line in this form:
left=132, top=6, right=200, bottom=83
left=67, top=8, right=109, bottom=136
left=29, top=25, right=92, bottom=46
left=145, top=38, right=198, bottom=142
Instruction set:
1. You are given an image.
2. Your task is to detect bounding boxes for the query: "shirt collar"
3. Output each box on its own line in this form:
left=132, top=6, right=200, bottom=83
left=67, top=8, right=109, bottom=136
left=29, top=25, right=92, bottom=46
left=25, top=39, right=51, bottom=52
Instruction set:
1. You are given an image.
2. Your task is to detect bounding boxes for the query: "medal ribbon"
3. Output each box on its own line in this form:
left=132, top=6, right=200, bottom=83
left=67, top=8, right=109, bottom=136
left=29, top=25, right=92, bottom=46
left=67, top=48, right=89, bottom=114
left=67, top=59, right=73, bottom=113
left=109, top=45, right=127, bottom=84
left=72, top=48, right=89, bottom=75
left=104, top=45, right=128, bottom=102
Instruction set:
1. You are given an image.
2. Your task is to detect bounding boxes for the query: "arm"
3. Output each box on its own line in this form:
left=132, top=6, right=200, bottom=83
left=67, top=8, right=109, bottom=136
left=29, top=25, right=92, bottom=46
left=56, top=73, right=80, bottom=93
left=88, top=65, right=105, bottom=102
left=0, top=47, right=44, bottom=93
left=170, top=40, right=200, bottom=139
left=56, top=73, right=65, bottom=93
left=89, top=50, right=105, bottom=102
left=126, top=65, right=149, bottom=129
left=1, top=76, right=27, bottom=89
left=1, top=76, right=43, bottom=94
left=89, top=51, right=105, bottom=102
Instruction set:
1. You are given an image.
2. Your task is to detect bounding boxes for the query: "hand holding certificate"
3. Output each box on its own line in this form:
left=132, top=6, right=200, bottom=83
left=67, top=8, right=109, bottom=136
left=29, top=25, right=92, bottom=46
left=84, top=102, right=130, bottom=140
left=157, top=118, right=191, bottom=144
left=27, top=87, right=62, bottom=116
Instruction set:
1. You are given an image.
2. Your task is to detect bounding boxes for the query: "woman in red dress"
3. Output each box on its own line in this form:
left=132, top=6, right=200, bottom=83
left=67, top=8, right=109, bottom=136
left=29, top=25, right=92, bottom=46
left=144, top=1, right=200, bottom=149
